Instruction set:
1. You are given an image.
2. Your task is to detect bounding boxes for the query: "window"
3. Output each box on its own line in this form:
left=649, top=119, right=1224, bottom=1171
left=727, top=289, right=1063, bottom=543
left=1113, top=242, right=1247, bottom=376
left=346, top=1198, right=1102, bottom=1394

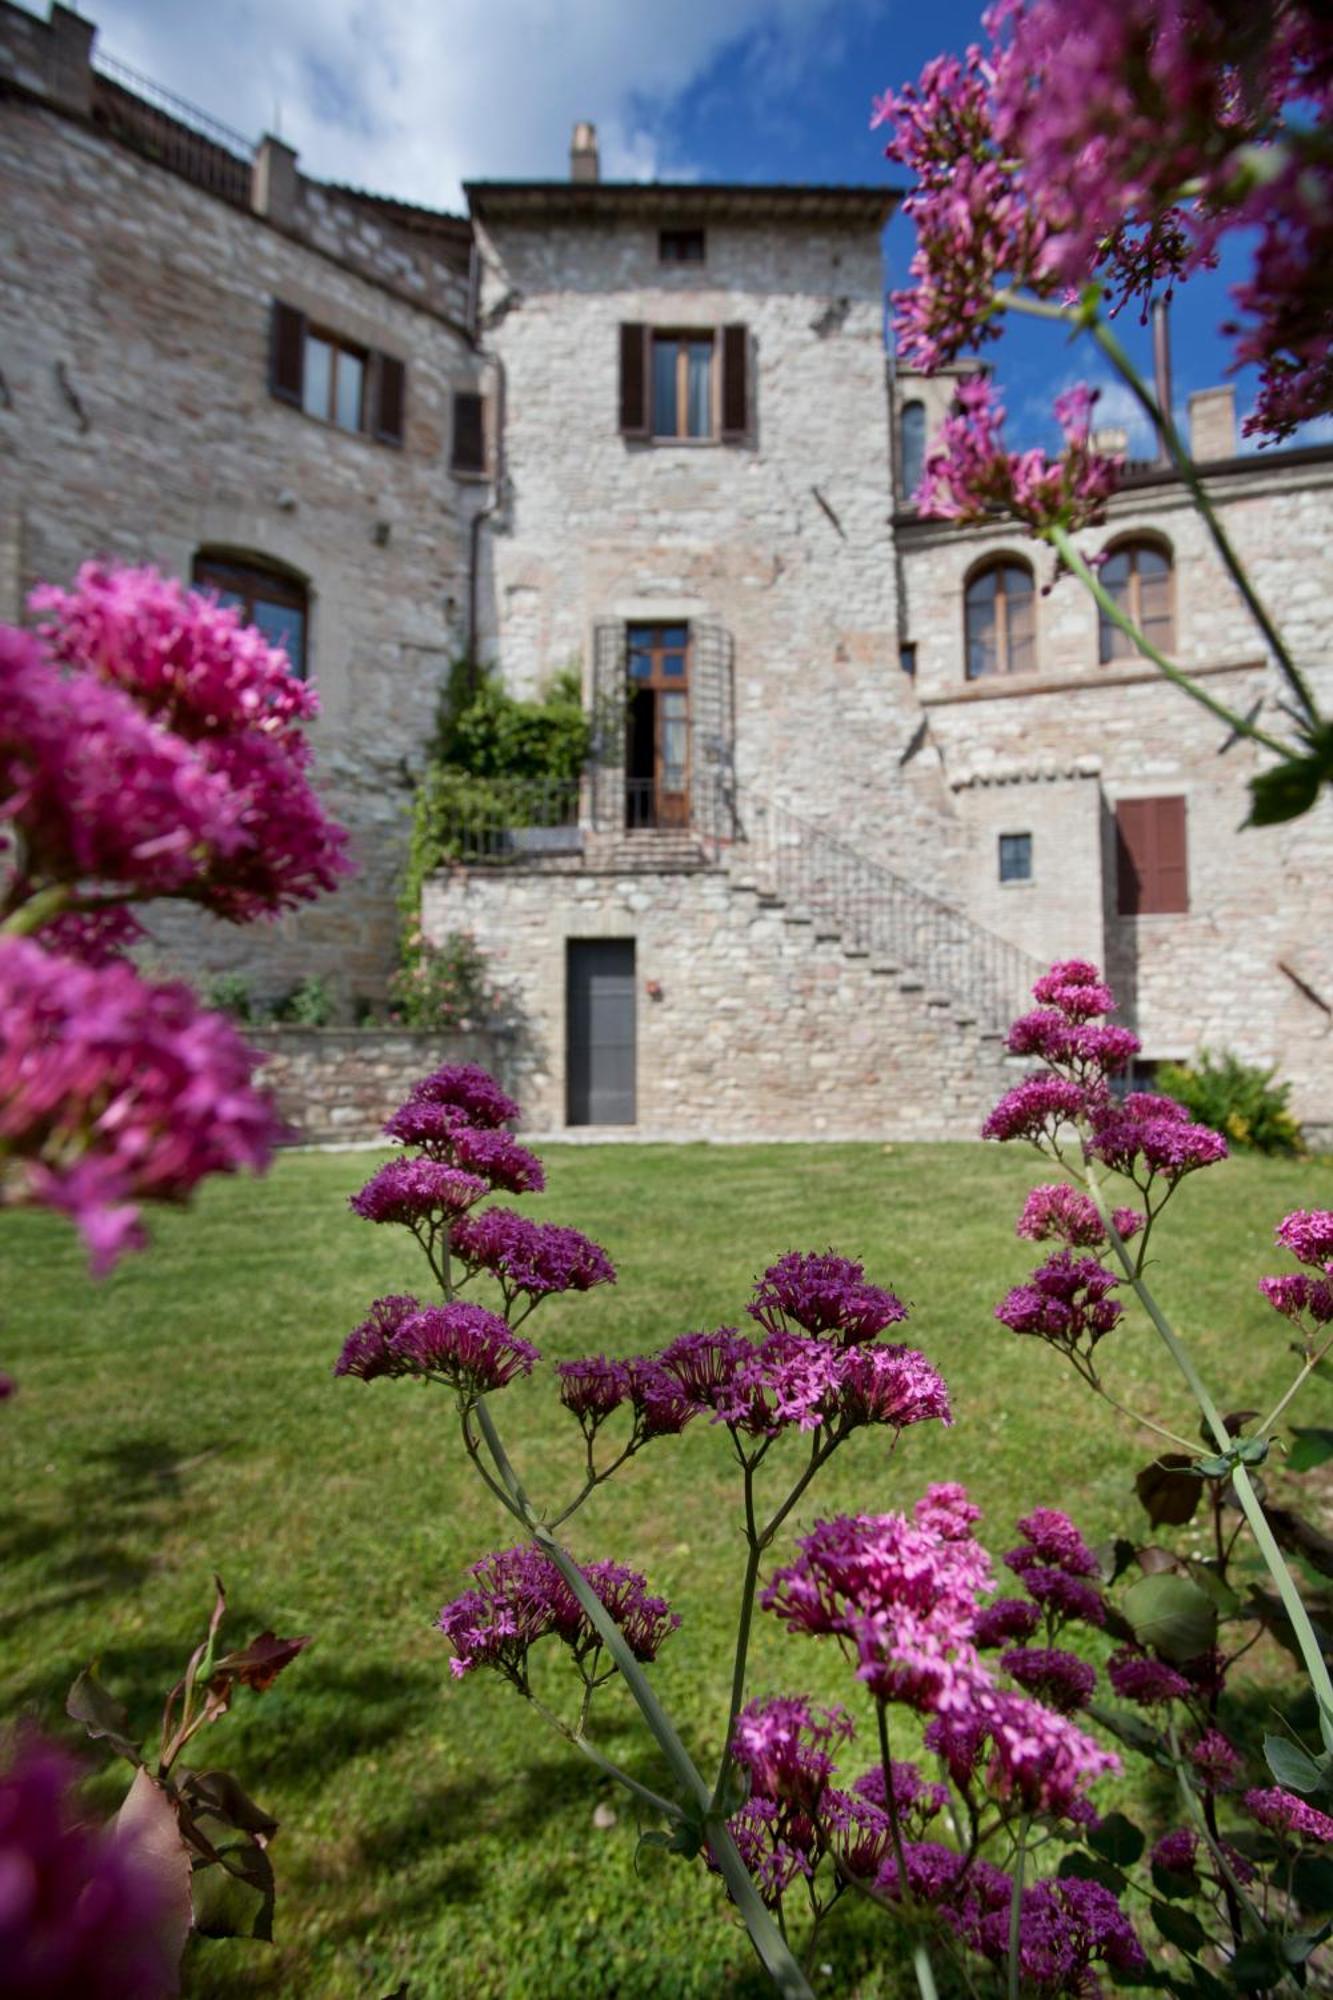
left=619, top=322, right=749, bottom=443
left=659, top=227, right=705, bottom=265
left=193, top=553, right=309, bottom=679
left=900, top=400, right=926, bottom=501
left=625, top=624, right=690, bottom=828
left=998, top=832, right=1033, bottom=882
left=965, top=559, right=1036, bottom=679
left=899, top=642, right=917, bottom=678
left=1099, top=538, right=1174, bottom=662
left=268, top=300, right=406, bottom=446
left=451, top=391, right=486, bottom=475
left=1116, top=796, right=1188, bottom=914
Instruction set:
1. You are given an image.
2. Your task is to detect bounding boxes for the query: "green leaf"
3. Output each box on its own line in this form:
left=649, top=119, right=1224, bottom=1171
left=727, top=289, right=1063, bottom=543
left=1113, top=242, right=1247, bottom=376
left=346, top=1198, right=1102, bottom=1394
left=1236, top=1436, right=1271, bottom=1466
left=1227, top=1933, right=1287, bottom=1990
left=1292, top=1856, right=1333, bottom=1913
left=1195, top=1453, right=1236, bottom=1480
left=1150, top=1899, right=1207, bottom=1955
left=1089, top=1812, right=1145, bottom=1868
left=1182, top=1560, right=1241, bottom=1619
left=1283, top=1922, right=1331, bottom=1967
left=1136, top=1456, right=1203, bottom=1528
left=1089, top=1702, right=1172, bottom=1765
left=1151, top=1859, right=1200, bottom=1901
left=1264, top=1732, right=1325, bottom=1794
left=1247, top=754, right=1326, bottom=827
left=178, top=1768, right=278, bottom=1842
left=66, top=1665, right=142, bottom=1765
left=1097, top=1537, right=1140, bottom=1585
left=1058, top=1849, right=1127, bottom=1893
left=1289, top=1429, right=1333, bottom=1474
left=189, top=1833, right=276, bottom=1941
left=1122, top=1572, right=1219, bottom=1664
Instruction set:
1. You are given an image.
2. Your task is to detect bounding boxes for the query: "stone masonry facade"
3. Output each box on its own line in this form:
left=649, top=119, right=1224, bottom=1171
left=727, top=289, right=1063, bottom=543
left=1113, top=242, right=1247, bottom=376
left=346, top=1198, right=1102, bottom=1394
left=5, top=3, right=1331, bottom=1140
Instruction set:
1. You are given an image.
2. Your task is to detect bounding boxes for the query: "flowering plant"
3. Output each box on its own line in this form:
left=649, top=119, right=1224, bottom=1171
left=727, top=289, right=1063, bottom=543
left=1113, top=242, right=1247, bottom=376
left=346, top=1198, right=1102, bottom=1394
left=0, top=564, right=349, bottom=1278
left=337, top=995, right=1333, bottom=1996
left=875, top=0, right=1333, bottom=825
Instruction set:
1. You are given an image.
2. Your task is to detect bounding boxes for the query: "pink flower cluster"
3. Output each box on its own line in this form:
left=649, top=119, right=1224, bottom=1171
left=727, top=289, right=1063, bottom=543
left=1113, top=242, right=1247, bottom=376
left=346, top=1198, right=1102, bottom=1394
left=1016, top=1183, right=1143, bottom=1250
left=995, top=1250, right=1123, bottom=1357
left=9, top=565, right=349, bottom=922
left=875, top=1, right=1333, bottom=441
left=914, top=377, right=1122, bottom=534
left=436, top=1543, right=678, bottom=1686
left=0, top=935, right=285, bottom=1273
left=334, top=1293, right=539, bottom=1395
left=1260, top=1208, right=1333, bottom=1331
left=0, top=1734, right=179, bottom=1999
left=1244, top=1786, right=1333, bottom=1845
left=350, top=1065, right=550, bottom=1240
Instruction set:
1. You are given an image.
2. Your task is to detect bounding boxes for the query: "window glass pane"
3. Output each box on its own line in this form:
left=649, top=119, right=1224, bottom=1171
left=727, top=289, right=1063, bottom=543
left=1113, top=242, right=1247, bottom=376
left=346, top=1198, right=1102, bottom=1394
left=1007, top=582, right=1036, bottom=673
left=1101, top=550, right=1131, bottom=596
left=966, top=594, right=997, bottom=678
left=659, top=625, right=688, bottom=648
left=253, top=599, right=307, bottom=676
left=652, top=339, right=678, bottom=436
left=303, top=335, right=332, bottom=420
left=901, top=402, right=926, bottom=497
left=335, top=349, right=364, bottom=433
left=661, top=692, right=688, bottom=789
left=686, top=340, right=712, bottom=437
left=1138, top=546, right=1170, bottom=578
left=968, top=567, right=998, bottom=605
left=1003, top=563, right=1034, bottom=600
left=661, top=655, right=686, bottom=676
left=999, top=833, right=1032, bottom=882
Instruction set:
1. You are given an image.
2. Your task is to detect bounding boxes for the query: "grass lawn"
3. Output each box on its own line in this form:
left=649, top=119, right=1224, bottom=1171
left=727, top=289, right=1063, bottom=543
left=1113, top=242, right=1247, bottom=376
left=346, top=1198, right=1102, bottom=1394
left=2, top=1140, right=1329, bottom=1998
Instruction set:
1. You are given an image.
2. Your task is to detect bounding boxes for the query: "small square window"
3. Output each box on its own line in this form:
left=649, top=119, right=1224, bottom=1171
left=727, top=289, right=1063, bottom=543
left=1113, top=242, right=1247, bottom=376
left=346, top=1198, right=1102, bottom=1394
left=998, top=832, right=1033, bottom=883
left=659, top=227, right=705, bottom=265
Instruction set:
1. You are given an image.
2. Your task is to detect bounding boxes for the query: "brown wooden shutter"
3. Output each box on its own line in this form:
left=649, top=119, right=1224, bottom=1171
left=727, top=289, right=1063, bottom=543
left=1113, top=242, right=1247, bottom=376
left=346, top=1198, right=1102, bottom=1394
left=619, top=323, right=649, bottom=437
left=720, top=323, right=749, bottom=442
left=375, top=353, right=407, bottom=446
left=269, top=300, right=305, bottom=406
left=1116, top=797, right=1188, bottom=914
left=451, top=390, right=485, bottom=474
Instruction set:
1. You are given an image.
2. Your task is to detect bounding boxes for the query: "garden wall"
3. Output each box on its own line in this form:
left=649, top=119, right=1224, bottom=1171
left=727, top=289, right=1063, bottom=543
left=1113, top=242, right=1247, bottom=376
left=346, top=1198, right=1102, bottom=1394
left=246, top=1028, right=508, bottom=1145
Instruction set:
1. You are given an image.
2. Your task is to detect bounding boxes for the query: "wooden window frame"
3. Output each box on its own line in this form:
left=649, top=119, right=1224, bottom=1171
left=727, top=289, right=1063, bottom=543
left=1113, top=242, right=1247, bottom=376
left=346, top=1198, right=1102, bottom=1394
left=626, top=622, right=692, bottom=826
left=1099, top=536, right=1176, bottom=664
left=303, top=325, right=369, bottom=433
left=192, top=553, right=310, bottom=680
left=650, top=329, right=717, bottom=441
left=267, top=301, right=406, bottom=447
left=964, top=558, right=1037, bottom=680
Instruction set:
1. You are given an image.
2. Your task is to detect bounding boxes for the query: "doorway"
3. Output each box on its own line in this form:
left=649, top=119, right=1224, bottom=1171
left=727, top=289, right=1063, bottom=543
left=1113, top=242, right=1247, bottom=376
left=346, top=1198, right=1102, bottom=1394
left=625, top=624, right=690, bottom=829
left=566, top=939, right=637, bottom=1125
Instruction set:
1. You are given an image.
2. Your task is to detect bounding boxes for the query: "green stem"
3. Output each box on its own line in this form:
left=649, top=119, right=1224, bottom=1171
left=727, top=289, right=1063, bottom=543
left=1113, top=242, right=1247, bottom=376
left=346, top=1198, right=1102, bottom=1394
left=1046, top=526, right=1290, bottom=757
left=1086, top=315, right=1317, bottom=726
left=714, top=1458, right=764, bottom=1802
left=0, top=883, right=74, bottom=938
left=1007, top=1814, right=1028, bottom=2000
left=1086, top=1172, right=1333, bottom=1744
left=469, top=1395, right=815, bottom=2000
left=526, top=1693, right=683, bottom=1822
left=912, top=1942, right=941, bottom=2000
left=1258, top=1334, right=1333, bottom=1438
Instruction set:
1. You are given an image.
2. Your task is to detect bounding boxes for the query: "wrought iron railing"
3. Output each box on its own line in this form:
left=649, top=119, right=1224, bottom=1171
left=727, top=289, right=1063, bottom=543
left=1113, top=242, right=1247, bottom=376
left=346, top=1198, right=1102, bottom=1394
left=91, top=59, right=254, bottom=207
left=715, top=788, right=1042, bottom=1031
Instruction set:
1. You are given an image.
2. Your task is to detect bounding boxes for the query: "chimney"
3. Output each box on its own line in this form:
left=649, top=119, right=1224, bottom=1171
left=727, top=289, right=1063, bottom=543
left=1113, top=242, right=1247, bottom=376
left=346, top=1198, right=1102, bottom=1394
left=1091, top=425, right=1130, bottom=458
left=1188, top=385, right=1237, bottom=463
left=251, top=135, right=299, bottom=228
left=570, top=121, right=599, bottom=183
left=1151, top=297, right=1173, bottom=464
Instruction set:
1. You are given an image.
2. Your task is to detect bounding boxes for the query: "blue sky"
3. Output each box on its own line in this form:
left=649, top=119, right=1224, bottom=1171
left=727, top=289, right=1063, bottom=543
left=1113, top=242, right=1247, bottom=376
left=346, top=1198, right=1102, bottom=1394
left=41, top=0, right=1310, bottom=454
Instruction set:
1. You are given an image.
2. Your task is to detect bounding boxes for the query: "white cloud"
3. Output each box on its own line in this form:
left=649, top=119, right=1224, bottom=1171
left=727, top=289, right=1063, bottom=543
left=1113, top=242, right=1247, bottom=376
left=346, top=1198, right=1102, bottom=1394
left=69, top=0, right=877, bottom=208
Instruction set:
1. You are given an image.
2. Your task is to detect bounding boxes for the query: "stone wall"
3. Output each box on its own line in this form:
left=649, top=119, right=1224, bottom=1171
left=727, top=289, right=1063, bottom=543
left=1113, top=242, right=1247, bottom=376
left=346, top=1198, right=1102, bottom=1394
left=247, top=1027, right=506, bottom=1144
left=0, top=73, right=482, bottom=1012
left=421, top=862, right=1018, bottom=1140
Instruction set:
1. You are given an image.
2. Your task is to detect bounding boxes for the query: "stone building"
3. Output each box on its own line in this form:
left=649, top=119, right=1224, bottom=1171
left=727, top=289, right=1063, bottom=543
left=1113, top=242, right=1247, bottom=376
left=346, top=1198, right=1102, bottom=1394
left=4, top=3, right=1331, bottom=1138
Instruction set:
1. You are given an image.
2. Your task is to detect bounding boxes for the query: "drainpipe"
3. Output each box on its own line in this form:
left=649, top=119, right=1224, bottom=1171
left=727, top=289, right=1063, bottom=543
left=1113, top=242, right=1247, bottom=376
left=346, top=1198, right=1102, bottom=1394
left=465, top=350, right=506, bottom=693
left=1151, top=298, right=1173, bottom=465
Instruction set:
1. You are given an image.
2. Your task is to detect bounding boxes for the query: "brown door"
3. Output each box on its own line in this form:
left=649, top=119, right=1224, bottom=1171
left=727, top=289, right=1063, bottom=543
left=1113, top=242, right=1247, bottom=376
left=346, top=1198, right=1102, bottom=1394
left=626, top=624, right=690, bottom=829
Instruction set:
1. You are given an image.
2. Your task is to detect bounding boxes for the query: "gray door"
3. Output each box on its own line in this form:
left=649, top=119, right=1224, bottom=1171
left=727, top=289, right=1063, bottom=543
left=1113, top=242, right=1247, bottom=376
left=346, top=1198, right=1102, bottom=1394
left=567, top=940, right=636, bottom=1125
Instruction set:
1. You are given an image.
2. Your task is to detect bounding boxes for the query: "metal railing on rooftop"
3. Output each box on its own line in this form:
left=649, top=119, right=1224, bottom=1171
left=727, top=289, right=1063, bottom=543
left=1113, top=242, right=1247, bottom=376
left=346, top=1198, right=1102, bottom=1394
left=90, top=55, right=254, bottom=207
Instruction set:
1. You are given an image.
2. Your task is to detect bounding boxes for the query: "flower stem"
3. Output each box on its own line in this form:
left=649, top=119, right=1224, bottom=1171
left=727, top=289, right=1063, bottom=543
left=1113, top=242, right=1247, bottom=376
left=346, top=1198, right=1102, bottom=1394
left=0, top=883, right=74, bottom=938
left=1086, top=315, right=1317, bottom=727
left=1046, top=526, right=1290, bottom=757
left=1258, top=1334, right=1333, bottom=1438
left=1086, top=1172, right=1333, bottom=1743
left=1007, top=1814, right=1028, bottom=2000
left=469, top=1394, right=817, bottom=2000
left=526, top=1693, right=683, bottom=1821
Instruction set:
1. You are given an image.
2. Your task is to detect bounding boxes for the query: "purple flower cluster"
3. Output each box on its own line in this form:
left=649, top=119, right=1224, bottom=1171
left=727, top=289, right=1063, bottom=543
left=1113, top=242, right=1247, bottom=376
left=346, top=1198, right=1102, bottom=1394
left=453, top=1208, right=615, bottom=1304
left=1244, top=1786, right=1333, bottom=1845
left=407, top=1061, right=520, bottom=1128
left=1260, top=1209, right=1333, bottom=1331
left=973, top=1597, right=1042, bottom=1648
left=334, top=1294, right=538, bottom=1394
left=1106, top=1648, right=1193, bottom=1707
left=1006, top=1010, right=1140, bottom=1079
left=995, top=1250, right=1123, bottom=1356
left=1087, top=1093, right=1229, bottom=1183
left=731, top=1696, right=853, bottom=1811
left=1016, top=1183, right=1143, bottom=1250
left=747, top=1250, right=908, bottom=1343
left=981, top=1075, right=1087, bottom=1145
left=851, top=1758, right=950, bottom=1833
left=349, top=1159, right=489, bottom=1228
left=1276, top=1209, right=1333, bottom=1271
left=1002, top=1509, right=1106, bottom=1635
left=0, top=936, right=285, bottom=1273
left=914, top=376, right=1122, bottom=535
left=1151, top=1827, right=1199, bottom=1876
left=1000, top=1646, right=1096, bottom=1714
left=436, top=1543, right=678, bottom=1685
left=972, top=1875, right=1147, bottom=1996
left=1191, top=1728, right=1243, bottom=1792
left=0, top=1735, right=179, bottom=1999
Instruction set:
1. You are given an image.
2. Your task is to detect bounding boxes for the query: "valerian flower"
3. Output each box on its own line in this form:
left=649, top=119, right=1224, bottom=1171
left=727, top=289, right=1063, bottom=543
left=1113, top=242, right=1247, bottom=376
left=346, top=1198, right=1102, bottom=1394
left=914, top=376, right=1122, bottom=533
left=1244, top=1786, right=1333, bottom=1844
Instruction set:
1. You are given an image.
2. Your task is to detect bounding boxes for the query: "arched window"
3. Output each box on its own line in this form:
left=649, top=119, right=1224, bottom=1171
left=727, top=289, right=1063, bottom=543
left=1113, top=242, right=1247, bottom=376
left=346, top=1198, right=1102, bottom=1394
left=1099, top=538, right=1174, bottom=663
left=965, top=558, right=1035, bottom=679
left=900, top=399, right=926, bottom=501
left=192, top=552, right=309, bottom=679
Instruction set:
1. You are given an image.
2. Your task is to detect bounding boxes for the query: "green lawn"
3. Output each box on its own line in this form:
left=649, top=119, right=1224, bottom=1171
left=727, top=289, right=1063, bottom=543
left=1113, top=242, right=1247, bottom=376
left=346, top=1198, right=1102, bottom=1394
left=2, top=1141, right=1329, bottom=1998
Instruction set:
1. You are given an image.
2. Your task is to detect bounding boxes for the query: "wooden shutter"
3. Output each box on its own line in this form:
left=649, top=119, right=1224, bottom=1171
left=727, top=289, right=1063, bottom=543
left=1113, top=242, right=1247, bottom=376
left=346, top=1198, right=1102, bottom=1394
left=375, top=353, right=407, bottom=446
left=1116, top=797, right=1188, bottom=915
left=451, top=390, right=485, bottom=474
left=269, top=300, right=305, bottom=406
left=619, top=323, right=649, bottom=437
left=720, top=323, right=749, bottom=442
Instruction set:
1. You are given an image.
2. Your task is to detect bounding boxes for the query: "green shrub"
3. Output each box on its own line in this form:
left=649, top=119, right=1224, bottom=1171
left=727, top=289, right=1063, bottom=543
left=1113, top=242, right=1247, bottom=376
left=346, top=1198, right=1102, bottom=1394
left=272, top=975, right=334, bottom=1029
left=204, top=972, right=254, bottom=1022
left=1157, top=1048, right=1304, bottom=1155
left=386, top=929, right=501, bottom=1031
